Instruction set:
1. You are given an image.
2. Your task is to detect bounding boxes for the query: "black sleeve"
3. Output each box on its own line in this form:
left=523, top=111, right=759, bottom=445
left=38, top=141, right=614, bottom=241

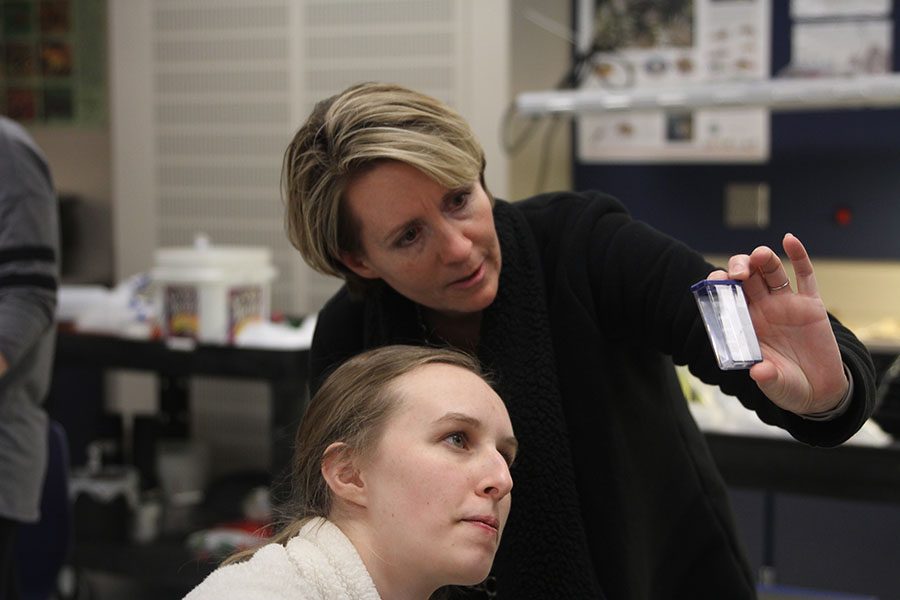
left=523, top=191, right=876, bottom=447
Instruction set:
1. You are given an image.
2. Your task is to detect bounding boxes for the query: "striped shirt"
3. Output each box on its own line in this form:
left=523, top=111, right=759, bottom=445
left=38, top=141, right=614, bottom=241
left=0, top=116, right=59, bottom=522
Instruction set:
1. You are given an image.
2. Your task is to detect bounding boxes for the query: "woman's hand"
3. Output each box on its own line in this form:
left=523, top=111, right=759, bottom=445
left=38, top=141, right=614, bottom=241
left=706, top=233, right=849, bottom=415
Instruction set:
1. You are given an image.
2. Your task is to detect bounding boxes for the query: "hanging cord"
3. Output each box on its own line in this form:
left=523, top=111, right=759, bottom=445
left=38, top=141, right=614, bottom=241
left=502, top=0, right=644, bottom=193
left=501, top=47, right=596, bottom=157
left=501, top=47, right=599, bottom=195
left=500, top=101, right=541, bottom=157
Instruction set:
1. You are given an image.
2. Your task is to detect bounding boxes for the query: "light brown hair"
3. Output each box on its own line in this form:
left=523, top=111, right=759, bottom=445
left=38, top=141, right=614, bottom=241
left=225, top=344, right=486, bottom=565
left=282, top=82, right=489, bottom=294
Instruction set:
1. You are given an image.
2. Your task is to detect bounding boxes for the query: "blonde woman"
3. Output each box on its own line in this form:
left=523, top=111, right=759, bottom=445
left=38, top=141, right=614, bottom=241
left=283, top=82, right=876, bottom=599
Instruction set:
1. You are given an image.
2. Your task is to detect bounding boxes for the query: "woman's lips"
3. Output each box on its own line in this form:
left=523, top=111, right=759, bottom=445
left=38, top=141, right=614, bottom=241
left=449, top=262, right=485, bottom=290
left=463, top=516, right=499, bottom=535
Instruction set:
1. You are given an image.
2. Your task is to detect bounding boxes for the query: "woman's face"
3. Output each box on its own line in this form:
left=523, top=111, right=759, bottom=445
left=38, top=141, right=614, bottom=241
left=358, top=363, right=516, bottom=594
left=340, top=161, right=501, bottom=317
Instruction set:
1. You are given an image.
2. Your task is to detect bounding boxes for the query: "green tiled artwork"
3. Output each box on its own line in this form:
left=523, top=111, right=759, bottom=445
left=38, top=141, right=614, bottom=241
left=0, top=0, right=106, bottom=125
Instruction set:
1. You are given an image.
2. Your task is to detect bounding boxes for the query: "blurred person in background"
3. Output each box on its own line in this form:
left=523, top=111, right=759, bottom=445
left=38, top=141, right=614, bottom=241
left=0, top=116, right=60, bottom=600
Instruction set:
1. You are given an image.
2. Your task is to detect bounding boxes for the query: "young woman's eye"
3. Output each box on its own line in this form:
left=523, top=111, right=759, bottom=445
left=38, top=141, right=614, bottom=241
left=444, top=431, right=468, bottom=449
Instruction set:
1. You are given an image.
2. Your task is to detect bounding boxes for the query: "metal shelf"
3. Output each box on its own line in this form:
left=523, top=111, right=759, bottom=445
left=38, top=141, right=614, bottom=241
left=516, top=74, right=900, bottom=115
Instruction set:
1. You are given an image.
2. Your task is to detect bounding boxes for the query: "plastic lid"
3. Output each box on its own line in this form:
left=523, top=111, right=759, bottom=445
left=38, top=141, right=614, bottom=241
left=690, top=279, right=742, bottom=292
left=154, top=234, right=273, bottom=268
left=151, top=264, right=277, bottom=283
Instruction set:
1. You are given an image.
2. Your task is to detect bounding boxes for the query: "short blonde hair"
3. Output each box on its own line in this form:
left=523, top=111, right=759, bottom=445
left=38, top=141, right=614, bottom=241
left=283, top=82, right=488, bottom=293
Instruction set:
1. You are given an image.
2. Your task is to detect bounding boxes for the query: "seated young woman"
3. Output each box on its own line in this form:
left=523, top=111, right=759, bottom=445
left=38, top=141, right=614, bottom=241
left=184, top=344, right=517, bottom=600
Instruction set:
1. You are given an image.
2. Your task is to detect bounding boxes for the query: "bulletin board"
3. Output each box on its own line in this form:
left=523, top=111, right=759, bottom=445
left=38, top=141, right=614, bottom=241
left=572, top=0, right=900, bottom=260
left=0, top=0, right=107, bottom=126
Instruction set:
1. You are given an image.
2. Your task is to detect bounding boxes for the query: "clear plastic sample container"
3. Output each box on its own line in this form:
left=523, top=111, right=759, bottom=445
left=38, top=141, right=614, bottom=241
left=690, top=279, right=762, bottom=370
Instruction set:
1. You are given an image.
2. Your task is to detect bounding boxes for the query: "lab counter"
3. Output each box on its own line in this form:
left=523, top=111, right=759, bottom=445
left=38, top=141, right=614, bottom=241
left=54, top=329, right=309, bottom=475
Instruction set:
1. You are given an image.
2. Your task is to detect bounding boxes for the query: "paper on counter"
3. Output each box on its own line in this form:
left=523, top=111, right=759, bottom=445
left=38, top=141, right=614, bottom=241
left=234, top=314, right=316, bottom=350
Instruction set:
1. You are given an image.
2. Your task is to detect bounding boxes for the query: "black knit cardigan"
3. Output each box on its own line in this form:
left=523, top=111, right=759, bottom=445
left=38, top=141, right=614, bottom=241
left=309, top=192, right=876, bottom=600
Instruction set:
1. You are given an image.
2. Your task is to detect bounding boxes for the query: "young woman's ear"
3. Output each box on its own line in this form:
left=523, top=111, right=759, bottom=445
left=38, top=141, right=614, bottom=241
left=321, top=442, right=368, bottom=507
left=338, top=251, right=379, bottom=280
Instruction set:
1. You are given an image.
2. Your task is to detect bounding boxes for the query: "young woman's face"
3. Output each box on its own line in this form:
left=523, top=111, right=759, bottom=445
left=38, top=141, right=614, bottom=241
left=341, top=161, right=501, bottom=317
left=358, top=363, right=516, bottom=594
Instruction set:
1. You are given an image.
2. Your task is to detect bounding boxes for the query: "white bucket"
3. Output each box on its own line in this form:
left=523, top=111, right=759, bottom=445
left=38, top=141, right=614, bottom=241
left=152, top=236, right=277, bottom=344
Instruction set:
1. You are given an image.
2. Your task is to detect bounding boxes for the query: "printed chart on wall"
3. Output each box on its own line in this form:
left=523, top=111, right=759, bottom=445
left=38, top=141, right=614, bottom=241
left=577, top=0, right=771, bottom=163
left=0, top=0, right=107, bottom=126
left=790, top=0, right=892, bottom=77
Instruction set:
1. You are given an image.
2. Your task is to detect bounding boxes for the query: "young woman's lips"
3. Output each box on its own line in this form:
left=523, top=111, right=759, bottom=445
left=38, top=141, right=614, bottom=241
left=449, top=262, right=485, bottom=290
left=462, top=516, right=499, bottom=536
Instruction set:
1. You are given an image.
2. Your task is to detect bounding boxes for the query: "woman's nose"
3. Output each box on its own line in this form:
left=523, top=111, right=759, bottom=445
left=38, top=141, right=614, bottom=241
left=437, top=223, right=472, bottom=265
left=478, top=453, right=513, bottom=499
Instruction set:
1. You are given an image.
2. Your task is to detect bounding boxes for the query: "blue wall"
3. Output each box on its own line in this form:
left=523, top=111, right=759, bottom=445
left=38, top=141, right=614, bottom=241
left=573, top=1, right=900, bottom=260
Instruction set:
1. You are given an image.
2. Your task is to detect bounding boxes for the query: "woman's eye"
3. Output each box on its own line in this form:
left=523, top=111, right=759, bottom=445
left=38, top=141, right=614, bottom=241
left=445, top=432, right=467, bottom=449
left=396, top=227, right=419, bottom=247
left=448, top=192, right=470, bottom=211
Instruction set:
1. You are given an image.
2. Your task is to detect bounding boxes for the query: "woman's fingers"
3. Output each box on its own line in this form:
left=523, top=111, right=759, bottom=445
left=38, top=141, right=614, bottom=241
left=727, top=254, right=751, bottom=280
left=721, top=234, right=820, bottom=300
left=750, top=245, right=791, bottom=294
left=735, top=250, right=772, bottom=300
left=782, top=233, right=819, bottom=297
left=749, top=360, right=780, bottom=392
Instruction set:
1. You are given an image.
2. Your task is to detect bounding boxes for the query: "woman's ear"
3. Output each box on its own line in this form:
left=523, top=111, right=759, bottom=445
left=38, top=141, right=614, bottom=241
left=338, top=251, right=379, bottom=280
left=321, top=442, right=368, bottom=507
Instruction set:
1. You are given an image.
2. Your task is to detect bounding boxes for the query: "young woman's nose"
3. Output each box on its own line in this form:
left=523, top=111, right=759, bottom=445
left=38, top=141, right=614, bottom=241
left=436, top=222, right=472, bottom=265
left=478, top=452, right=513, bottom=499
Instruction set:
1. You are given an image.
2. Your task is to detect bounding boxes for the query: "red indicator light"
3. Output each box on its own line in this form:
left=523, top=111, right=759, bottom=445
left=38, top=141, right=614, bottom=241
left=834, top=207, right=852, bottom=226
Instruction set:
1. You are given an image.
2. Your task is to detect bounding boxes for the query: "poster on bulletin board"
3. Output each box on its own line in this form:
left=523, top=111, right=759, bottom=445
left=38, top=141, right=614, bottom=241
left=0, top=0, right=107, bottom=126
left=790, top=0, right=892, bottom=77
left=576, top=0, right=771, bottom=163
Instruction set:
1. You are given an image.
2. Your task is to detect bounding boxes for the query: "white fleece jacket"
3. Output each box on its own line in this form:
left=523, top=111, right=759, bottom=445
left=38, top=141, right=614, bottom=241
left=184, top=517, right=382, bottom=600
